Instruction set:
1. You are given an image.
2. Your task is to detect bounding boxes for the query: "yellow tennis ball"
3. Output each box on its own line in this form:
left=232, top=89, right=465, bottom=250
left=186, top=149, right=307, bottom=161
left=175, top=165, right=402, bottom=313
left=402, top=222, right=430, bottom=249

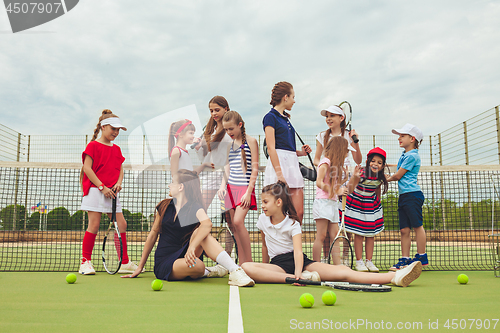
left=151, top=279, right=163, bottom=291
left=299, top=293, right=315, bottom=308
left=457, top=274, right=469, bottom=284
left=322, top=290, right=336, bottom=305
left=66, top=273, right=77, bottom=284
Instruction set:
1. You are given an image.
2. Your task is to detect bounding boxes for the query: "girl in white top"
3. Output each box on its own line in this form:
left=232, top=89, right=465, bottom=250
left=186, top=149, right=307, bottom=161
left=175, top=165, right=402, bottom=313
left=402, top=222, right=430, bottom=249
left=313, top=105, right=362, bottom=261
left=194, top=96, right=232, bottom=210
left=168, top=119, right=209, bottom=176
left=313, top=136, right=352, bottom=263
left=241, top=181, right=423, bottom=288
left=217, top=111, right=259, bottom=263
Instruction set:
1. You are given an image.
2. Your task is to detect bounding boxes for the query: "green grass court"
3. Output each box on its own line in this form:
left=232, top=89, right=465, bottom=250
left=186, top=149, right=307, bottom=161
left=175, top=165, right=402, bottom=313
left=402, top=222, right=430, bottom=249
left=1, top=271, right=498, bottom=332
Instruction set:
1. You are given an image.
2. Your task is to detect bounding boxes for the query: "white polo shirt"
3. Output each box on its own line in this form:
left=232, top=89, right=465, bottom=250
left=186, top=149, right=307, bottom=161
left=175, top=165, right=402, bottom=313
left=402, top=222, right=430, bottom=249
left=256, top=213, right=302, bottom=260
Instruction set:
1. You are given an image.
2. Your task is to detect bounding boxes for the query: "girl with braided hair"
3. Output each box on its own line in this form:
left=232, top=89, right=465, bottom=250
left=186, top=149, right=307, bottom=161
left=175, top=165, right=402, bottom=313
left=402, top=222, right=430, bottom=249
left=78, top=110, right=140, bottom=275
left=262, top=82, right=312, bottom=223
left=217, top=111, right=259, bottom=263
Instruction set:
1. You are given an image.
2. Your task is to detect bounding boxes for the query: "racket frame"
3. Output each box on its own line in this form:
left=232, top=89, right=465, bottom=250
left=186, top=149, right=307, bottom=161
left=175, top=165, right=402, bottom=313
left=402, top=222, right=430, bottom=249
left=339, top=101, right=359, bottom=144
left=328, top=195, right=354, bottom=268
left=102, top=196, right=123, bottom=275
left=285, top=277, right=391, bottom=292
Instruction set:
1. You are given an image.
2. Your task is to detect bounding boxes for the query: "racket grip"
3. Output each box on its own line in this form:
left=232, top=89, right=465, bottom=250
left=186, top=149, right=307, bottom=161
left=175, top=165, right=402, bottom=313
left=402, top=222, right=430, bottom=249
left=352, top=134, right=359, bottom=144
left=285, top=277, right=321, bottom=285
left=190, top=142, right=198, bottom=149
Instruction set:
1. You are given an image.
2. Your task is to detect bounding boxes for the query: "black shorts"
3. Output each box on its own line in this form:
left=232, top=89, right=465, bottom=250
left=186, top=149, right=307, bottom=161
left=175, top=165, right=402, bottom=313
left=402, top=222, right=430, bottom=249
left=270, top=251, right=315, bottom=274
left=398, top=191, right=424, bottom=229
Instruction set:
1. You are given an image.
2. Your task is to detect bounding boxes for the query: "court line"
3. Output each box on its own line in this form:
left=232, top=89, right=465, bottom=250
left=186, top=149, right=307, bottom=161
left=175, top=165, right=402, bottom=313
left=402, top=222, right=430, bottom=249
left=228, top=285, right=244, bottom=333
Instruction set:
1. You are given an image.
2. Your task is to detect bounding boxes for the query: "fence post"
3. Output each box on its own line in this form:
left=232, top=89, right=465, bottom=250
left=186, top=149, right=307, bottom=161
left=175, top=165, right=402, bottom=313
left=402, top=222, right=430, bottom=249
left=496, top=106, right=500, bottom=163
left=429, top=135, right=436, bottom=230
left=438, top=133, right=446, bottom=229
left=13, top=133, right=22, bottom=231
left=372, top=135, right=376, bottom=148
left=463, top=122, right=473, bottom=230
left=23, top=135, right=31, bottom=230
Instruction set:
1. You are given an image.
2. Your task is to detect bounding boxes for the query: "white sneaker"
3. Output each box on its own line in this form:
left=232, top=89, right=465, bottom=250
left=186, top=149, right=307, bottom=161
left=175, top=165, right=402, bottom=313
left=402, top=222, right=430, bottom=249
left=302, top=270, right=321, bottom=281
left=365, top=260, right=379, bottom=273
left=118, top=261, right=145, bottom=274
left=320, top=257, right=328, bottom=264
left=79, top=259, right=95, bottom=275
left=355, top=260, right=369, bottom=272
left=228, top=267, right=255, bottom=287
left=391, top=261, right=422, bottom=287
left=206, top=264, right=228, bottom=278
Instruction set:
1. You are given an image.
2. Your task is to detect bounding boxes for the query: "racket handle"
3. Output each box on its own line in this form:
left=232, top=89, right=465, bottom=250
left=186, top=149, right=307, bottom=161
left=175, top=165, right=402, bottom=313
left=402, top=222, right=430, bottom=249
left=352, top=134, right=359, bottom=144
left=190, top=141, right=199, bottom=149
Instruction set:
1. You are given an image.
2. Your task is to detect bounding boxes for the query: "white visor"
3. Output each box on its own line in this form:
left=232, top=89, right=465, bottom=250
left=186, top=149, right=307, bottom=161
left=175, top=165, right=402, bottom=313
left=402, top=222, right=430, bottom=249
left=101, top=117, right=127, bottom=131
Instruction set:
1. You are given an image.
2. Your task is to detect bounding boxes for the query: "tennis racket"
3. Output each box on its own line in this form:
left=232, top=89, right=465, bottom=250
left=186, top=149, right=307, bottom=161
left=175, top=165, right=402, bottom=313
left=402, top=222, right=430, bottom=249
left=102, top=196, right=123, bottom=274
left=285, top=277, right=391, bottom=292
left=328, top=195, right=353, bottom=268
left=339, top=101, right=359, bottom=144
left=215, top=200, right=238, bottom=263
left=190, top=125, right=207, bottom=149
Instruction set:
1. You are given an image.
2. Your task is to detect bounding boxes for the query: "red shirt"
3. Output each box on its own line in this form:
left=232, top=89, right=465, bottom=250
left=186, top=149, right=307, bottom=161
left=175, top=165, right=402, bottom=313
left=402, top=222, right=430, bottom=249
left=82, top=141, right=125, bottom=196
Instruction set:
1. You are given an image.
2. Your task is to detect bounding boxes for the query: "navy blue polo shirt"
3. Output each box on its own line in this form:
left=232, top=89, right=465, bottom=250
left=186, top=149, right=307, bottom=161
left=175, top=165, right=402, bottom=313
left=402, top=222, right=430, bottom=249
left=263, top=109, right=296, bottom=152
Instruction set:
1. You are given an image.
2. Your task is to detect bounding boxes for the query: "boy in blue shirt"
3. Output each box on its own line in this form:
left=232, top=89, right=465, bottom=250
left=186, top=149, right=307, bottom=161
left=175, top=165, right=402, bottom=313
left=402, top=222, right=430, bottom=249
left=387, top=124, right=428, bottom=270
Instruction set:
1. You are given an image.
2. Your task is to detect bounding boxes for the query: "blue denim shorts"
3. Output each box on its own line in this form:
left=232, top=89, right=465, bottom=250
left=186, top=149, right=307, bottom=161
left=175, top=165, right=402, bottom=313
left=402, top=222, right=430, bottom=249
left=398, top=191, right=424, bottom=229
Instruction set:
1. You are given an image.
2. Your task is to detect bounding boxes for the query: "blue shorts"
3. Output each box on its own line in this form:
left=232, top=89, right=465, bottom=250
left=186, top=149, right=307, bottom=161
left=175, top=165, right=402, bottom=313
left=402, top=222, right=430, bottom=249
left=398, top=191, right=424, bottom=230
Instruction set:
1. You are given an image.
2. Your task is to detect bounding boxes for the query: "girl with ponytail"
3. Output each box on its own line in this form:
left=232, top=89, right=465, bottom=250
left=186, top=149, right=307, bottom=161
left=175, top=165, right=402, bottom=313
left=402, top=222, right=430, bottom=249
left=79, top=110, right=139, bottom=275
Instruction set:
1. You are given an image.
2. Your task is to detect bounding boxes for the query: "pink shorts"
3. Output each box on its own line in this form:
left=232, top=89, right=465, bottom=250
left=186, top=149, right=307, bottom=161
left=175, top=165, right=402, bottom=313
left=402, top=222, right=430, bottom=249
left=225, top=184, right=257, bottom=211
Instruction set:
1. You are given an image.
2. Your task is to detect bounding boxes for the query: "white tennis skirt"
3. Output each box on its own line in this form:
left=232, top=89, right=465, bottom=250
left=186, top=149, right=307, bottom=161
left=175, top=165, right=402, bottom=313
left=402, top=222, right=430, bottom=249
left=200, top=170, right=225, bottom=191
left=81, top=188, right=123, bottom=213
left=313, top=198, right=339, bottom=223
left=264, top=149, right=304, bottom=188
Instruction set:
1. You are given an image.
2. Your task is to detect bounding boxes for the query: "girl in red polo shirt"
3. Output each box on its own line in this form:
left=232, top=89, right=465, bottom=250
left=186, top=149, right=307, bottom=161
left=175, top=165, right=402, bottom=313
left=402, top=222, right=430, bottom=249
left=79, top=109, right=139, bottom=275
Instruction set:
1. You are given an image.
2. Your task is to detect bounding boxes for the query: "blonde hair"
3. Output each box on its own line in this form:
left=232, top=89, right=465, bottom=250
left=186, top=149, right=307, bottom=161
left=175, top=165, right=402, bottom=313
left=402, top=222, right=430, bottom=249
left=323, top=136, right=348, bottom=199
left=168, top=119, right=195, bottom=157
left=222, top=111, right=248, bottom=173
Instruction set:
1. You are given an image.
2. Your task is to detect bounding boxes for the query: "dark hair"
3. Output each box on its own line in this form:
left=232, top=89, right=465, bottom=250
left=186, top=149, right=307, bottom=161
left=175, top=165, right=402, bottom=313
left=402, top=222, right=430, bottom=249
left=414, top=138, right=422, bottom=149
left=270, top=81, right=293, bottom=118
left=202, top=96, right=229, bottom=155
left=80, top=109, right=120, bottom=192
left=261, top=181, right=300, bottom=224
left=222, top=110, right=249, bottom=173
left=364, top=153, right=389, bottom=195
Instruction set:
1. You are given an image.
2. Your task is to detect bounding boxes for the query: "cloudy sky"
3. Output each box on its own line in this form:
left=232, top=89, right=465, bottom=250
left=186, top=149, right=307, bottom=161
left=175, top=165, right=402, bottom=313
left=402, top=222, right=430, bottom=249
left=1, top=0, right=499, bottom=140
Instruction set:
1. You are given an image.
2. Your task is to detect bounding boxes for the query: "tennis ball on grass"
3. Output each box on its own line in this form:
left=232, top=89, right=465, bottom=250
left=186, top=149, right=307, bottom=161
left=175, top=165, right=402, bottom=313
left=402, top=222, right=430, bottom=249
left=66, top=273, right=77, bottom=284
left=322, top=290, right=336, bottom=305
left=151, top=279, right=163, bottom=291
left=299, top=293, right=314, bottom=308
left=457, top=274, right=469, bottom=284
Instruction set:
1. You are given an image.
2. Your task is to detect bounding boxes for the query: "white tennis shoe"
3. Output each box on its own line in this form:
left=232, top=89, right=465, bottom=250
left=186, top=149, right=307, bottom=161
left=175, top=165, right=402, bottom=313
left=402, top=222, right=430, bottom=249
left=79, top=259, right=95, bottom=275
left=228, top=267, right=255, bottom=287
left=118, top=261, right=144, bottom=274
left=302, top=270, right=321, bottom=281
left=206, top=264, right=229, bottom=278
left=365, top=260, right=379, bottom=272
left=391, top=261, right=422, bottom=287
left=355, top=260, right=369, bottom=272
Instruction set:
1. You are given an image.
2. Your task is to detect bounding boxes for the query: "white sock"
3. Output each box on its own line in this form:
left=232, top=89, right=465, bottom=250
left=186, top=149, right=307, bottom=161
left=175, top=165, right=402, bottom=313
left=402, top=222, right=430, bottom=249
left=216, top=251, right=239, bottom=273
left=356, top=259, right=364, bottom=264
left=365, top=259, right=372, bottom=263
left=203, top=269, right=210, bottom=277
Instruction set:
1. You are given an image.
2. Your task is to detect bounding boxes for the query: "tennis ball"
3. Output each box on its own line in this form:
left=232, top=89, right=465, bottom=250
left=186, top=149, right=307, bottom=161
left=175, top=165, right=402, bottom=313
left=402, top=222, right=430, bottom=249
left=151, top=279, right=163, bottom=291
left=299, top=293, right=315, bottom=308
left=457, top=274, right=469, bottom=284
left=322, top=290, right=336, bottom=306
left=66, top=273, right=77, bottom=284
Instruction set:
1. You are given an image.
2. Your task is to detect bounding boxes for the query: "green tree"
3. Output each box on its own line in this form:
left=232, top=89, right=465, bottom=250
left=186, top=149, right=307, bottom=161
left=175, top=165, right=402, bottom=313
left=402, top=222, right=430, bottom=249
left=0, top=205, right=26, bottom=230
left=70, top=210, right=88, bottom=231
left=46, top=207, right=71, bottom=230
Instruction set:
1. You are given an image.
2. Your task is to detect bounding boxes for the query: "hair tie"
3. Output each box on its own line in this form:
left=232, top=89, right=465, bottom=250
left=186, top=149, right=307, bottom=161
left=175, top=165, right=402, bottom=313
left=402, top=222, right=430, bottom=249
left=174, top=120, right=192, bottom=138
left=240, top=144, right=245, bottom=149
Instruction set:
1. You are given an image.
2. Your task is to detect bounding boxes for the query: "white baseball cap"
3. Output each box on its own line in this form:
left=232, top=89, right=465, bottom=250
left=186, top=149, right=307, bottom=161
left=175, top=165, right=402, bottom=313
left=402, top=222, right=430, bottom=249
left=392, top=123, right=423, bottom=141
left=320, top=105, right=344, bottom=117
left=101, top=117, right=127, bottom=131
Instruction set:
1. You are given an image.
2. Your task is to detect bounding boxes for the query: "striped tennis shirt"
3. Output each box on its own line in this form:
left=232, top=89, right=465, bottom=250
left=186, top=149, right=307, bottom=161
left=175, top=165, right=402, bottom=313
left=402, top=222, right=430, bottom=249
left=228, top=141, right=252, bottom=186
